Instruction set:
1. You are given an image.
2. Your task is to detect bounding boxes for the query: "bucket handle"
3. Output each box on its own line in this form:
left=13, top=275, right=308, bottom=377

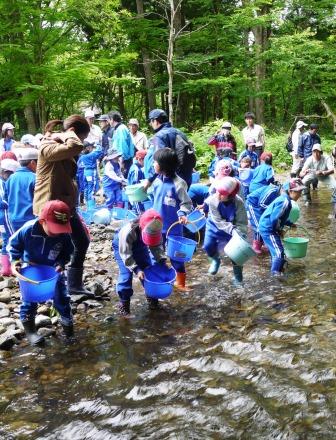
left=283, top=224, right=310, bottom=238
left=166, top=220, right=201, bottom=245
left=12, top=266, right=40, bottom=285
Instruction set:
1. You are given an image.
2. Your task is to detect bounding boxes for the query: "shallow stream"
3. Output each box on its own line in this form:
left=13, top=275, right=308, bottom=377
left=1, top=188, right=336, bottom=439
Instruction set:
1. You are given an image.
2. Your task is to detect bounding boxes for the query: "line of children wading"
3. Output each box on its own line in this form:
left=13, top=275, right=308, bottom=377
left=2, top=111, right=334, bottom=347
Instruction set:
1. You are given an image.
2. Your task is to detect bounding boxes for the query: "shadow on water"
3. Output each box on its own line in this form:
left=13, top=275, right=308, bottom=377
left=1, top=188, right=336, bottom=439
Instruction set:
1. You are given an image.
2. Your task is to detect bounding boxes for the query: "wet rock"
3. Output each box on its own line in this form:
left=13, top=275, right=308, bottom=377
left=0, top=325, right=6, bottom=335
left=70, top=294, right=88, bottom=304
left=51, top=316, right=59, bottom=325
left=90, top=282, right=104, bottom=296
left=35, top=315, right=52, bottom=328
left=0, top=308, right=10, bottom=318
left=37, top=327, right=56, bottom=337
left=76, top=303, right=86, bottom=312
left=37, top=305, right=50, bottom=316
left=0, top=317, right=16, bottom=328
left=0, top=330, right=18, bottom=350
left=0, top=278, right=16, bottom=290
left=0, top=290, right=11, bottom=304
left=83, top=300, right=103, bottom=309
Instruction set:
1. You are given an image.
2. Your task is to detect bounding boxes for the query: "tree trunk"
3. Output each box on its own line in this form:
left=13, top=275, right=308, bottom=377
left=166, top=0, right=175, bottom=123
left=23, top=89, right=37, bottom=134
left=135, top=0, right=156, bottom=110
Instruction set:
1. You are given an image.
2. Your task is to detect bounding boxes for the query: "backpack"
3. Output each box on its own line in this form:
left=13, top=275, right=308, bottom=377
left=285, top=134, right=293, bottom=153
left=174, top=132, right=197, bottom=176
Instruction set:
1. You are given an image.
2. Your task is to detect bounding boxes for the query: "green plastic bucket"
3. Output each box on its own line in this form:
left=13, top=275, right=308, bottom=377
left=284, top=237, right=309, bottom=258
left=125, top=184, right=148, bottom=202
left=224, top=232, right=256, bottom=266
left=289, top=200, right=300, bottom=223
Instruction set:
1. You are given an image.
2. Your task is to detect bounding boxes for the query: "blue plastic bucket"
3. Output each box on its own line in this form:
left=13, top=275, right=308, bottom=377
left=144, top=264, right=176, bottom=299
left=192, top=171, right=201, bottom=184
left=167, top=235, right=197, bottom=262
left=19, top=265, right=59, bottom=302
left=111, top=207, right=137, bottom=221
left=92, top=208, right=112, bottom=225
left=77, top=208, right=93, bottom=224
left=185, top=210, right=206, bottom=233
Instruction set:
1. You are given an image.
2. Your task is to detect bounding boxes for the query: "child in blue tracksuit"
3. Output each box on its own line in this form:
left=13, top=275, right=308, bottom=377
left=0, top=158, right=19, bottom=276
left=7, top=200, right=75, bottom=346
left=246, top=183, right=281, bottom=254
left=238, top=138, right=259, bottom=169
left=152, top=148, right=193, bottom=290
left=259, top=178, right=305, bottom=275
left=102, top=150, right=127, bottom=208
left=112, top=209, right=168, bottom=316
left=188, top=183, right=210, bottom=207
left=4, top=148, right=38, bottom=232
left=127, top=150, right=147, bottom=214
left=249, top=151, right=274, bottom=193
left=80, top=142, right=104, bottom=204
left=203, top=177, right=248, bottom=284
left=238, top=156, right=254, bottom=199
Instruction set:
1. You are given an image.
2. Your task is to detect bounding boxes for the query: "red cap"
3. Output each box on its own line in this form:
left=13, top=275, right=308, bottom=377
left=216, top=176, right=240, bottom=197
left=135, top=150, right=147, bottom=160
left=139, top=209, right=163, bottom=246
left=39, top=200, right=72, bottom=234
left=1, top=151, right=17, bottom=161
left=260, top=151, right=272, bottom=161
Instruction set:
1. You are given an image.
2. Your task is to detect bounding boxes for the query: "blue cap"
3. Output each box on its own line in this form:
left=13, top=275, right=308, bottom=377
left=148, top=109, right=167, bottom=121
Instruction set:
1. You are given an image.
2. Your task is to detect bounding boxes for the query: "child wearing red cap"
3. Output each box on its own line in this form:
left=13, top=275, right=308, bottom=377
left=203, top=176, right=248, bottom=284
left=127, top=149, right=147, bottom=214
left=249, top=151, right=274, bottom=193
left=7, top=200, right=74, bottom=346
left=112, top=208, right=167, bottom=316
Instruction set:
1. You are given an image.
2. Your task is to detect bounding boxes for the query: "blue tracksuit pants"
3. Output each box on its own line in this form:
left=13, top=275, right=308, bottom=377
left=103, top=181, right=123, bottom=208
left=246, top=203, right=262, bottom=241
left=83, top=169, right=97, bottom=202
left=112, top=234, right=152, bottom=301
left=259, top=230, right=285, bottom=273
left=203, top=220, right=232, bottom=257
left=20, top=274, right=72, bottom=324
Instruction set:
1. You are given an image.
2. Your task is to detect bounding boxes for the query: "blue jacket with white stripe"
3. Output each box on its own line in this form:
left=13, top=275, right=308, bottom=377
left=259, top=193, right=293, bottom=234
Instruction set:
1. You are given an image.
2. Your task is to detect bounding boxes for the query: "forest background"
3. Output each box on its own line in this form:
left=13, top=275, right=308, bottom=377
left=0, top=0, right=335, bottom=172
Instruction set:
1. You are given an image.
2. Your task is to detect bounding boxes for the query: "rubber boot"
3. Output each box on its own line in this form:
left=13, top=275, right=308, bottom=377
left=22, top=319, right=45, bottom=347
left=232, top=264, right=243, bottom=286
left=60, top=321, right=74, bottom=338
left=118, top=300, right=130, bottom=317
left=302, top=188, right=311, bottom=206
left=146, top=297, right=159, bottom=310
left=208, top=256, right=221, bottom=275
left=0, top=254, right=12, bottom=276
left=67, top=267, right=94, bottom=297
left=252, top=240, right=262, bottom=255
left=175, top=272, right=191, bottom=291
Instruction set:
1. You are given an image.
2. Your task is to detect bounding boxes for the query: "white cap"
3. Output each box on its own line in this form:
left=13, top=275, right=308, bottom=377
left=312, top=143, right=322, bottom=152
left=221, top=121, right=232, bottom=129
left=2, top=122, right=15, bottom=131
left=296, top=120, right=308, bottom=129
left=21, top=134, right=37, bottom=146
left=84, top=109, right=95, bottom=118
left=19, top=148, right=38, bottom=161
left=1, top=159, right=19, bottom=173
left=128, top=118, right=139, bottom=126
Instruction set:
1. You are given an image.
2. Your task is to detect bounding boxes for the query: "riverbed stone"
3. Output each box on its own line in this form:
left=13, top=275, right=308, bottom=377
left=37, top=327, right=56, bottom=337
left=0, top=325, right=6, bottom=335
left=37, top=305, right=50, bottom=315
left=70, top=294, right=88, bottom=304
left=0, top=308, right=10, bottom=318
left=35, top=315, right=52, bottom=328
left=51, top=316, right=59, bottom=325
left=0, top=330, right=18, bottom=350
left=83, top=300, right=103, bottom=309
left=0, top=279, right=16, bottom=290
left=0, top=290, right=11, bottom=304
left=0, top=318, right=16, bottom=328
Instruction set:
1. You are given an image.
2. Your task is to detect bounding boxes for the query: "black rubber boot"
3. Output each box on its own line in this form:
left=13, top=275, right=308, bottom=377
left=61, top=321, right=74, bottom=338
left=232, top=264, right=243, bottom=286
left=146, top=297, right=159, bottom=310
left=22, top=319, right=45, bottom=347
left=67, top=267, right=94, bottom=297
left=118, top=300, right=130, bottom=317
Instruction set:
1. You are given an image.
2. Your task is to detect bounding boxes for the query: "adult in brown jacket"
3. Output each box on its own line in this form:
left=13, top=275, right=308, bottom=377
left=33, top=115, right=93, bottom=297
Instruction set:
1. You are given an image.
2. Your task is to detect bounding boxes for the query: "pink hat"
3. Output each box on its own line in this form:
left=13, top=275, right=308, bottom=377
left=139, top=209, right=163, bottom=246
left=216, top=176, right=240, bottom=197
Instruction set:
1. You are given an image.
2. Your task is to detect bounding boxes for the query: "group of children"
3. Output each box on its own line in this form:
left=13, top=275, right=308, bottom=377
left=0, top=118, right=329, bottom=347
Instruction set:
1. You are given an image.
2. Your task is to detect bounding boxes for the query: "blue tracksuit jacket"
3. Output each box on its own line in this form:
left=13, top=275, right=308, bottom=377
left=0, top=178, right=7, bottom=226
left=102, top=126, right=114, bottom=156
left=238, top=150, right=259, bottom=169
left=112, top=123, right=134, bottom=161
left=259, top=193, right=293, bottom=234
left=127, top=161, right=145, bottom=186
left=298, top=132, right=321, bottom=160
left=188, top=184, right=210, bottom=206
left=5, top=167, right=36, bottom=231
left=7, top=219, right=74, bottom=266
left=249, top=163, right=274, bottom=193
left=81, top=147, right=104, bottom=175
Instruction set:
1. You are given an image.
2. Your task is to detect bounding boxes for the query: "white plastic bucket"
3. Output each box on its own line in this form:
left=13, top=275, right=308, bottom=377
left=224, top=231, right=256, bottom=266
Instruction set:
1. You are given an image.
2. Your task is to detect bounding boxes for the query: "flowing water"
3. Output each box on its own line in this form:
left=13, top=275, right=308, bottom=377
left=1, top=188, right=336, bottom=439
